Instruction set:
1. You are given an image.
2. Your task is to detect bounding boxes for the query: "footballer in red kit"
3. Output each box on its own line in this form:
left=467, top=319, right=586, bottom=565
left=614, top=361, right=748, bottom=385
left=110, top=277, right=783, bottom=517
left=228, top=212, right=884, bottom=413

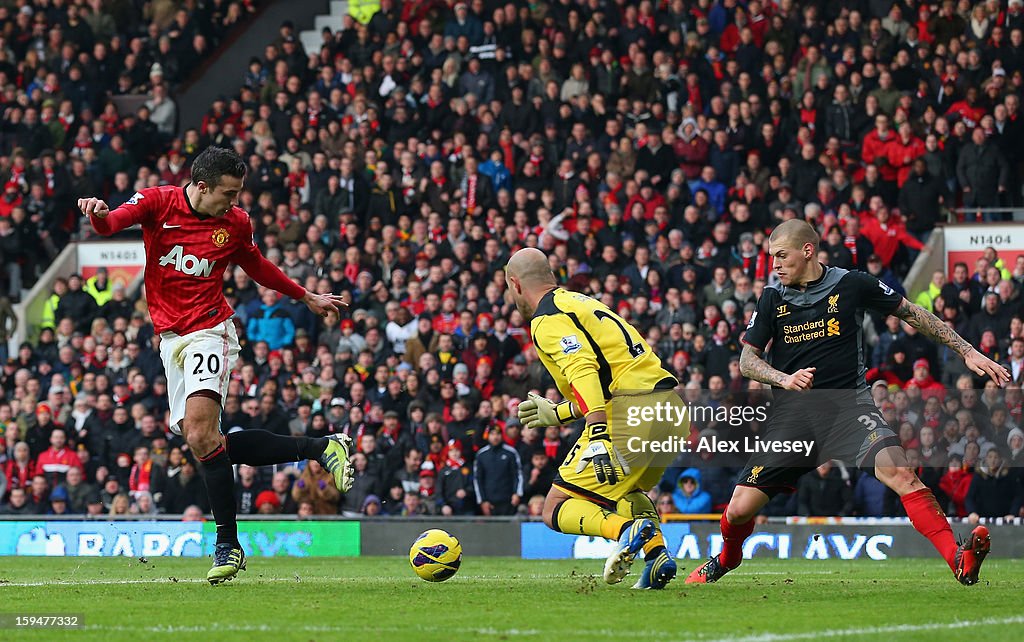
left=89, top=183, right=305, bottom=336
left=79, top=147, right=355, bottom=584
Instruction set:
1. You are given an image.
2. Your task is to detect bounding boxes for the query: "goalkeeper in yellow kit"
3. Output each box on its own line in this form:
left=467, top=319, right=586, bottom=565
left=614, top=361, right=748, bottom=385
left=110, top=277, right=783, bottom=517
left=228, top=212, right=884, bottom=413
left=508, top=248, right=684, bottom=589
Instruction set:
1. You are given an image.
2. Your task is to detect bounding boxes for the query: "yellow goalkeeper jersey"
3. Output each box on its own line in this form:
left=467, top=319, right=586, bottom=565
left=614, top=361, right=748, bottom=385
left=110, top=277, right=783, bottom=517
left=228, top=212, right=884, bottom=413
left=529, top=288, right=677, bottom=415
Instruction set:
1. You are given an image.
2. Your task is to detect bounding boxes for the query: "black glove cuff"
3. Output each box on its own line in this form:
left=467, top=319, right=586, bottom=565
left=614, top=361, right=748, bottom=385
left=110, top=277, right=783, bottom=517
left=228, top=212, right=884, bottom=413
left=587, top=422, right=610, bottom=442
left=555, top=400, right=577, bottom=424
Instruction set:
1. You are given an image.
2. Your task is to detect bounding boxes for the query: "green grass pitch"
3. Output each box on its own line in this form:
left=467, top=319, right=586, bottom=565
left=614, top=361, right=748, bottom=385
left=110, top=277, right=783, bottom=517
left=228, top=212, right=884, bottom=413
left=1, top=557, right=1021, bottom=641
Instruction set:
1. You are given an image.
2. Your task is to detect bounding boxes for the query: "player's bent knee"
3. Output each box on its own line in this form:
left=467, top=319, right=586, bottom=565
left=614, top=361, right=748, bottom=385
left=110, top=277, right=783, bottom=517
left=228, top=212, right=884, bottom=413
left=727, top=486, right=768, bottom=524
left=182, top=415, right=218, bottom=438
left=725, top=506, right=754, bottom=525
left=542, top=490, right=571, bottom=530
left=182, top=418, right=221, bottom=454
left=183, top=392, right=224, bottom=455
left=542, top=499, right=561, bottom=530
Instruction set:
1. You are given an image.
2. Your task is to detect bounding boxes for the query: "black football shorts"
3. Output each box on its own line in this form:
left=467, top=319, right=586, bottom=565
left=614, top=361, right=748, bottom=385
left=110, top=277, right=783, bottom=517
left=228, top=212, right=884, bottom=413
left=736, top=391, right=901, bottom=497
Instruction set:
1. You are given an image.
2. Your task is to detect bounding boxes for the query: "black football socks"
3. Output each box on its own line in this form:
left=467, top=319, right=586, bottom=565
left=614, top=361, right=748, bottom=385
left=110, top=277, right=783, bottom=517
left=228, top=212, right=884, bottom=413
left=198, top=444, right=238, bottom=546
left=226, top=429, right=329, bottom=465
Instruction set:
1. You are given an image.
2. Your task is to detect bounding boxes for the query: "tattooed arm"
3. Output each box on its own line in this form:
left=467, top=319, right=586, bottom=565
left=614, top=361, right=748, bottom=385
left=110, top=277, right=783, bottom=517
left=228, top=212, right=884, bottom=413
left=740, top=343, right=817, bottom=390
left=892, top=297, right=1010, bottom=385
left=892, top=297, right=972, bottom=355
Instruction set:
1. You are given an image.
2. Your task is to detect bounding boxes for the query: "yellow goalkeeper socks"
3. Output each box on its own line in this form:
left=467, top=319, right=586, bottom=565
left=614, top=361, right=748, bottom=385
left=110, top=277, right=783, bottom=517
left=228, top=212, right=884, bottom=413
left=616, top=491, right=667, bottom=558
left=554, top=498, right=630, bottom=540
left=642, top=531, right=667, bottom=558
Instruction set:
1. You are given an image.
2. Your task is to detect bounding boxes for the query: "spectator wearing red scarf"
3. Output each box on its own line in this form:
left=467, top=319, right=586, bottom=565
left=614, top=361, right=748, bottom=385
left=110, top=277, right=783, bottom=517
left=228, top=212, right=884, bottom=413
left=541, top=425, right=567, bottom=463
left=424, top=433, right=446, bottom=474
left=129, top=446, right=162, bottom=496
left=473, top=356, right=496, bottom=399
left=684, top=73, right=704, bottom=113
left=3, top=441, right=36, bottom=494
left=797, top=91, right=819, bottom=139
left=285, top=164, right=308, bottom=199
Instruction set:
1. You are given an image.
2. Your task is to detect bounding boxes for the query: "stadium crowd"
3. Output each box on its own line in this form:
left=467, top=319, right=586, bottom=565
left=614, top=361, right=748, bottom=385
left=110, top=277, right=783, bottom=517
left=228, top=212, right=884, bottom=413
left=1, top=0, right=1024, bottom=521
left=0, top=0, right=258, bottom=296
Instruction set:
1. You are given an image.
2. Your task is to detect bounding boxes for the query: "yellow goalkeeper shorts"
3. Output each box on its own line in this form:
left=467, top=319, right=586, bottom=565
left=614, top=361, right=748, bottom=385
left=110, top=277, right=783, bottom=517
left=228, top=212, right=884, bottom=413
left=552, top=388, right=689, bottom=509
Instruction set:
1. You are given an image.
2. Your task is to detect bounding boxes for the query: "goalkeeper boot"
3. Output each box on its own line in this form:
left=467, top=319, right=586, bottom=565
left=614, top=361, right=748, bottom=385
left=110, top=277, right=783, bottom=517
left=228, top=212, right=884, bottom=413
left=604, top=518, right=656, bottom=585
left=685, top=554, right=731, bottom=584
left=632, top=550, right=677, bottom=590
left=953, top=525, right=991, bottom=586
left=319, top=433, right=354, bottom=493
left=207, top=543, right=246, bottom=585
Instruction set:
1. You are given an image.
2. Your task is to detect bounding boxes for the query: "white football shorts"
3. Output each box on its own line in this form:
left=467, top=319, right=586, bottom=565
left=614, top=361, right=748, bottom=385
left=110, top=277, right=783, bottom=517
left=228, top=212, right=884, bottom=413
left=159, top=319, right=240, bottom=435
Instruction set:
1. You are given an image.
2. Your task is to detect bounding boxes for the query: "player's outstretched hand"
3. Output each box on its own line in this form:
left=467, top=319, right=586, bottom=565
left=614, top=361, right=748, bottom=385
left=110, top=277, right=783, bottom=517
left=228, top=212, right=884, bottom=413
left=781, top=367, right=816, bottom=391
left=302, top=291, right=349, bottom=320
left=78, top=197, right=110, bottom=219
left=518, top=392, right=559, bottom=429
left=964, top=348, right=1011, bottom=386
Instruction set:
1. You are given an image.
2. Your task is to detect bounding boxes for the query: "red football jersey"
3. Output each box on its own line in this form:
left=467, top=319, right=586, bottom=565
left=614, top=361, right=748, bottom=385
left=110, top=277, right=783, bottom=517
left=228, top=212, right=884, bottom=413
left=90, top=185, right=305, bottom=335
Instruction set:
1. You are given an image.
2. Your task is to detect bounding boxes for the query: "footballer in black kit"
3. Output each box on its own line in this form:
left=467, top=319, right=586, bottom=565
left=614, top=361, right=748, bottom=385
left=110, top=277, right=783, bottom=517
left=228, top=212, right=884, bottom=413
left=737, top=264, right=904, bottom=492
left=686, top=219, right=1006, bottom=587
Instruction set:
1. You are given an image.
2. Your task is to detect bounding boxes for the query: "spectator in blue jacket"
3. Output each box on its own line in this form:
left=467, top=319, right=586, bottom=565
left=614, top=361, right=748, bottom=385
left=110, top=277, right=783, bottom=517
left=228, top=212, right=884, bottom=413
left=689, top=166, right=727, bottom=216
left=473, top=424, right=523, bottom=516
left=479, top=149, right=512, bottom=193
left=246, top=290, right=295, bottom=351
left=672, top=467, right=712, bottom=514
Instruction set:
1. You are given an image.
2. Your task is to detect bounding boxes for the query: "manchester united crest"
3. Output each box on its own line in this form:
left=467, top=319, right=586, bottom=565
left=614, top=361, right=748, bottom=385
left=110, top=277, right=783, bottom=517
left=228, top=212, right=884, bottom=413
left=212, top=228, right=230, bottom=247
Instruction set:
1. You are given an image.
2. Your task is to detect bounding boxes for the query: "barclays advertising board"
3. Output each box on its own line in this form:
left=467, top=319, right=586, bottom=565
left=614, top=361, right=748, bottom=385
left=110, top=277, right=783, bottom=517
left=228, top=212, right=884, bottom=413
left=0, top=521, right=360, bottom=557
left=522, top=523, right=903, bottom=561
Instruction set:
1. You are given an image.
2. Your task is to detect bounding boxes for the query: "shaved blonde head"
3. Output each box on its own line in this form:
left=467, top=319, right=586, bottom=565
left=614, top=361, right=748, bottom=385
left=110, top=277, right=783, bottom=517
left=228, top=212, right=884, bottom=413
left=769, top=219, right=820, bottom=253
left=768, top=219, right=824, bottom=287
left=507, top=247, right=556, bottom=288
left=506, top=248, right=557, bottom=318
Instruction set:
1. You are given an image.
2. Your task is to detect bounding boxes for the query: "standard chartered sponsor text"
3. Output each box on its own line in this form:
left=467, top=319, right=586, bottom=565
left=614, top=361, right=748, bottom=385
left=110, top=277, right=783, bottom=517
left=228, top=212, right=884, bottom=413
left=783, top=318, right=827, bottom=343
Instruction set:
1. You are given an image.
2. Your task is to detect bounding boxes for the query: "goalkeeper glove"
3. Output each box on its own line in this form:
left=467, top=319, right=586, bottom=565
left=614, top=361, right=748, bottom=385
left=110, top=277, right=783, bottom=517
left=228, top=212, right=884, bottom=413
left=575, top=423, right=631, bottom=485
left=518, top=392, right=579, bottom=430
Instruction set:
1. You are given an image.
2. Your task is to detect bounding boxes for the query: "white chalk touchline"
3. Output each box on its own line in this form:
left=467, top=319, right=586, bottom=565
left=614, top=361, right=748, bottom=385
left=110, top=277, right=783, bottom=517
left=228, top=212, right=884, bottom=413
left=0, top=567, right=952, bottom=587
left=0, top=573, right=579, bottom=587
left=84, top=623, right=546, bottom=636
left=687, top=615, right=1024, bottom=642
left=75, top=616, right=1024, bottom=639
left=0, top=577, right=304, bottom=587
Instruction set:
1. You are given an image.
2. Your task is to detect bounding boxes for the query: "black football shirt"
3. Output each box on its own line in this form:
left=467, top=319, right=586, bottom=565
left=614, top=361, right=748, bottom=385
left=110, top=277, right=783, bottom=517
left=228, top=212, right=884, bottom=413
left=743, top=265, right=903, bottom=397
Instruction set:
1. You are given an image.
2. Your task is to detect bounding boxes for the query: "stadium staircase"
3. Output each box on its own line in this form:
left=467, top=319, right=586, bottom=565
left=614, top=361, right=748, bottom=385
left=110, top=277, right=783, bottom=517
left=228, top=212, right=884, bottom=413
left=300, top=1, right=349, bottom=55
left=175, top=0, right=329, bottom=128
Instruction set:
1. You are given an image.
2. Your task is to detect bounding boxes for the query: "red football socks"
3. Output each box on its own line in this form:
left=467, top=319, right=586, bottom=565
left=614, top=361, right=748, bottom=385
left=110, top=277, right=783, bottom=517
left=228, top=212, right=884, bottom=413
left=720, top=512, right=755, bottom=569
left=901, top=488, right=957, bottom=570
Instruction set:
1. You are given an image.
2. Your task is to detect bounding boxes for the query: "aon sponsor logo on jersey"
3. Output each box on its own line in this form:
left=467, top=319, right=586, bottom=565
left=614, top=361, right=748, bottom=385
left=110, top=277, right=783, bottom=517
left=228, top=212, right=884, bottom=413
left=158, top=245, right=216, bottom=277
